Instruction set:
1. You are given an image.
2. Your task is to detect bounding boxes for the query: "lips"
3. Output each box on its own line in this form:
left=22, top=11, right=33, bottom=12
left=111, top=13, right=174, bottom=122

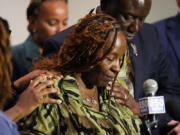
left=104, top=75, right=114, bottom=82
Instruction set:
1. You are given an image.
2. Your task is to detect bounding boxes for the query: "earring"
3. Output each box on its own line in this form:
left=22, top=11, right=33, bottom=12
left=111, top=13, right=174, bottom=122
left=32, top=29, right=37, bottom=33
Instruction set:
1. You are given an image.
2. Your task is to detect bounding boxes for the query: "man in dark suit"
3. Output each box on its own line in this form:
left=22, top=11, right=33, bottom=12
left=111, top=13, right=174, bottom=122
left=153, top=0, right=180, bottom=78
left=153, top=2, right=180, bottom=133
left=43, top=0, right=180, bottom=134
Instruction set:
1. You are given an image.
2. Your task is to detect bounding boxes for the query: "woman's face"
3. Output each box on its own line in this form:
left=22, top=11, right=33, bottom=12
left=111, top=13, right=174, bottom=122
left=87, top=31, right=127, bottom=87
left=31, top=1, right=68, bottom=47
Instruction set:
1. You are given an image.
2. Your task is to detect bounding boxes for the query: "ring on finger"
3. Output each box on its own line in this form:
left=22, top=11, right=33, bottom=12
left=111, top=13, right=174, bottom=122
left=124, top=94, right=129, bottom=101
left=124, top=94, right=127, bottom=100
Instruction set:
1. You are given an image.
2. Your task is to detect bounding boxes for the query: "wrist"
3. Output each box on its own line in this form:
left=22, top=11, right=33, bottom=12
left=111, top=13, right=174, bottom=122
left=5, top=104, right=25, bottom=122
left=130, top=101, right=141, bottom=117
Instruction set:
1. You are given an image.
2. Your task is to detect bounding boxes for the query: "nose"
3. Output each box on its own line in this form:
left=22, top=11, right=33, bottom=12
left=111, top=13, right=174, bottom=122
left=129, top=19, right=141, bottom=33
left=56, top=24, right=68, bottom=33
left=112, top=60, right=121, bottom=74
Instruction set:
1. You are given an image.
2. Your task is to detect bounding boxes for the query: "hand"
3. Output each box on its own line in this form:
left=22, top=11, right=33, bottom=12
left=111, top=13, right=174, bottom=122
left=167, top=120, right=180, bottom=135
left=106, top=81, right=140, bottom=116
left=13, top=70, right=63, bottom=92
left=6, top=74, right=62, bottom=122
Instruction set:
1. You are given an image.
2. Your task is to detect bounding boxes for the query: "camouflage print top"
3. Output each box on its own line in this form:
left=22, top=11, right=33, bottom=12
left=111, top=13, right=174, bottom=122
left=20, top=75, right=142, bottom=135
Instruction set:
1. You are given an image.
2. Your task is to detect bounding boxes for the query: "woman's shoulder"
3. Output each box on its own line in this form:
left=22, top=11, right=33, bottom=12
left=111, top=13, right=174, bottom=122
left=59, top=75, right=81, bottom=98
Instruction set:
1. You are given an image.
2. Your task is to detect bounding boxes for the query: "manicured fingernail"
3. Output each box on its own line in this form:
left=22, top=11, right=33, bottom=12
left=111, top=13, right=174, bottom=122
left=108, top=81, right=112, bottom=85
left=57, top=100, right=62, bottom=104
left=106, top=86, right=111, bottom=90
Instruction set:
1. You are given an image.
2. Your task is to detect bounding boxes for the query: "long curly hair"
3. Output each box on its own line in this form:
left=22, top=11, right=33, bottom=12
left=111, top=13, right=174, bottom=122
left=34, top=14, right=121, bottom=74
left=0, top=18, right=12, bottom=109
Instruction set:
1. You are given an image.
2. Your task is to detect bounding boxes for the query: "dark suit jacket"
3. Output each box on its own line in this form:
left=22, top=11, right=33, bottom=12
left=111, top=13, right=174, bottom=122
left=43, top=22, right=180, bottom=134
left=153, top=14, right=180, bottom=78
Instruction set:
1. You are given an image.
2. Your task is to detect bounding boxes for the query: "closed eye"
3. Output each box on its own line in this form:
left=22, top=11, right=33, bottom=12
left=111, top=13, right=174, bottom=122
left=106, top=56, right=114, bottom=62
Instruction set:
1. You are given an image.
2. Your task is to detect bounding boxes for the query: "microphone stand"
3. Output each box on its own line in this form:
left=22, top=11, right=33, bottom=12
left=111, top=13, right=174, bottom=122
left=142, top=115, right=158, bottom=135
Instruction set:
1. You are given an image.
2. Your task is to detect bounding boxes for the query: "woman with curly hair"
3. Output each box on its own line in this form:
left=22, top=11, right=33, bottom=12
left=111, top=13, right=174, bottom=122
left=20, top=14, right=142, bottom=135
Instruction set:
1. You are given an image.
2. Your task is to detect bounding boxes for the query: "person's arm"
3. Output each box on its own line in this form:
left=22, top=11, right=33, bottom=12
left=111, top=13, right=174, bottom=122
left=6, top=73, right=62, bottom=122
left=151, top=25, right=180, bottom=133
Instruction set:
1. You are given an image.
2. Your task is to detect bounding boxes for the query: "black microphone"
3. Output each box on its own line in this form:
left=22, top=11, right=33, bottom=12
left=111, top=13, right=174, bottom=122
left=139, top=79, right=166, bottom=135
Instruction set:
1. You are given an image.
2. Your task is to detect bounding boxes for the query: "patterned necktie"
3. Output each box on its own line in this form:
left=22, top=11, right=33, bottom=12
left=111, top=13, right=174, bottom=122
left=116, top=49, right=134, bottom=97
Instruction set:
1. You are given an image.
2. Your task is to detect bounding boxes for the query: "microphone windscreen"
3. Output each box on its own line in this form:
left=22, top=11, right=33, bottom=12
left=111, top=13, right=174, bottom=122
left=143, top=79, right=158, bottom=96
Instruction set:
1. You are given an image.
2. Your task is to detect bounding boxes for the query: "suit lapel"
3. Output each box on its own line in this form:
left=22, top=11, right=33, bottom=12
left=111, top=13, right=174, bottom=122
left=166, top=14, right=180, bottom=63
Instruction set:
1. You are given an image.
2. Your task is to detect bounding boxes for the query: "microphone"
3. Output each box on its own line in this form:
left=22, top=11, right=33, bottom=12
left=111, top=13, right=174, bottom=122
left=139, top=79, right=166, bottom=135
left=143, top=79, right=158, bottom=96
left=139, top=79, right=166, bottom=115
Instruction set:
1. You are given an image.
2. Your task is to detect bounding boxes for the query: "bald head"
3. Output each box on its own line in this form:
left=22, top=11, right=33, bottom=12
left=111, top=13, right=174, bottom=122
left=100, top=0, right=152, bottom=40
left=101, top=0, right=151, bottom=16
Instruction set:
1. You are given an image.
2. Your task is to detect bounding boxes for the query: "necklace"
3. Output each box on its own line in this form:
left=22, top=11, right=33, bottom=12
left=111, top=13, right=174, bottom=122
left=83, top=88, right=98, bottom=105
left=75, top=74, right=99, bottom=106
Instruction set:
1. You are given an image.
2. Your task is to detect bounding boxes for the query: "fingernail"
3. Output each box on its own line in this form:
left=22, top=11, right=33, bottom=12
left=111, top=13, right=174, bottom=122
left=57, top=100, right=62, bottom=104
left=106, top=86, right=111, bottom=90
left=108, top=81, right=112, bottom=85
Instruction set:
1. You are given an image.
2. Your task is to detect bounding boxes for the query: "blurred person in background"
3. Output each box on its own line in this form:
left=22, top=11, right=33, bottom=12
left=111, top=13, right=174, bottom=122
left=153, top=1, right=180, bottom=134
left=153, top=0, right=180, bottom=78
left=0, top=16, right=62, bottom=134
left=11, top=0, right=68, bottom=81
